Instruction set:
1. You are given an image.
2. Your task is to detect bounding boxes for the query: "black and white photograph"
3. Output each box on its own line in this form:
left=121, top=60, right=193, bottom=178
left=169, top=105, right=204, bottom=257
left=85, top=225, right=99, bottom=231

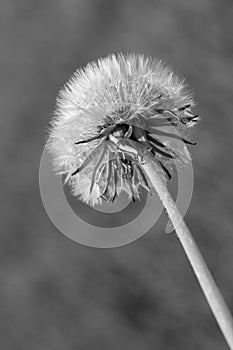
left=1, top=1, right=233, bottom=349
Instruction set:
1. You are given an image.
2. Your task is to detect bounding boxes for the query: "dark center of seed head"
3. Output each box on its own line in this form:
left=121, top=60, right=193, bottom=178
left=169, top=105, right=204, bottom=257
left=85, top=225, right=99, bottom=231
left=112, top=124, right=130, bottom=138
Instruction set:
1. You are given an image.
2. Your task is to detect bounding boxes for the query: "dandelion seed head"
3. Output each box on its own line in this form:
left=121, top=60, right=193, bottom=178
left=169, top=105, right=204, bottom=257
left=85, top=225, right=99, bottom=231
left=46, top=53, right=199, bottom=206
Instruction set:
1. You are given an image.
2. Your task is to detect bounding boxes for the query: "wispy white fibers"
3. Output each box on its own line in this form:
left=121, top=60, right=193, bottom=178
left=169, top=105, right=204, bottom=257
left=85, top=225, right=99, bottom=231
left=47, top=53, right=198, bottom=206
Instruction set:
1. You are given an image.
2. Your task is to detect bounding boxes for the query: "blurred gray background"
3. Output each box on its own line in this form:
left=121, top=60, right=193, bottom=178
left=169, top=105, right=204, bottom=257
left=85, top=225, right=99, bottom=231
left=1, top=0, right=233, bottom=349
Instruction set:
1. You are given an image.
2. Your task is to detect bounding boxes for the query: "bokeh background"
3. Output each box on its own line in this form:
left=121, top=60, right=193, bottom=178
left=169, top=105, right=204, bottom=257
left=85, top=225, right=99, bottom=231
left=1, top=0, right=233, bottom=349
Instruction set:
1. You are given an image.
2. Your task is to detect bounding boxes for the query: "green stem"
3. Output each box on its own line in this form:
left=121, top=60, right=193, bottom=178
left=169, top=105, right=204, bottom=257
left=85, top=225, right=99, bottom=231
left=142, top=157, right=233, bottom=350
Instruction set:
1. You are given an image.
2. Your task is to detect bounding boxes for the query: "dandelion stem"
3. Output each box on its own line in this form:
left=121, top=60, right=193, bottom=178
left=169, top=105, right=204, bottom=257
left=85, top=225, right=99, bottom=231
left=142, top=156, right=233, bottom=350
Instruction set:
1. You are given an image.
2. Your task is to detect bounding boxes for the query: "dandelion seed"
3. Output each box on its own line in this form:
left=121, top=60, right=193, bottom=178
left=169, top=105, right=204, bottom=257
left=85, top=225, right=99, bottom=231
left=46, top=53, right=199, bottom=206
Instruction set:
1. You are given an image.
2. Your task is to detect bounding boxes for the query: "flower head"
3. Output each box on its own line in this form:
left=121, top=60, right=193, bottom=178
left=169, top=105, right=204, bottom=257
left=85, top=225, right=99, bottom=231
left=47, top=53, right=199, bottom=206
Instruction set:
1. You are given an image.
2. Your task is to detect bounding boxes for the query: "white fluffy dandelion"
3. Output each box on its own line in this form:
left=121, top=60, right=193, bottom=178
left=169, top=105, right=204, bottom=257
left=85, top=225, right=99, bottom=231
left=46, top=53, right=233, bottom=349
left=47, top=53, right=198, bottom=206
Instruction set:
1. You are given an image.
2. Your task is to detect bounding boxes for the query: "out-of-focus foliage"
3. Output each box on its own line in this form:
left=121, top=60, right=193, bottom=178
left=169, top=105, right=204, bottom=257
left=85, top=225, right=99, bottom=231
left=0, top=1, right=233, bottom=349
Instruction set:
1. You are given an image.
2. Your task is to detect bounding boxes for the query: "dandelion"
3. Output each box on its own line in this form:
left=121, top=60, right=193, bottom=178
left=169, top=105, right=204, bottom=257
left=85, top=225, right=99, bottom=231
left=47, top=53, right=198, bottom=206
left=47, top=53, right=233, bottom=349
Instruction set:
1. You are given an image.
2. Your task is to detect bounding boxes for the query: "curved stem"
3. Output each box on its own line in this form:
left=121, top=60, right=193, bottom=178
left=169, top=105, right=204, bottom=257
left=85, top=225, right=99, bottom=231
left=142, top=157, right=233, bottom=350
